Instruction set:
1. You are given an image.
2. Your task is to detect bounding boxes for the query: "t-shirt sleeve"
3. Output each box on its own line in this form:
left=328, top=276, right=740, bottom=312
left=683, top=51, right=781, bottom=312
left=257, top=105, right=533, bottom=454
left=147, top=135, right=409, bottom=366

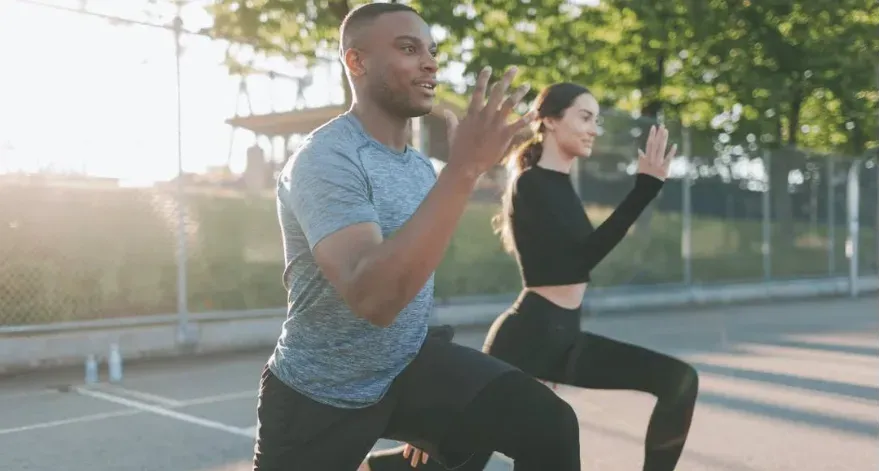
left=279, top=147, right=380, bottom=251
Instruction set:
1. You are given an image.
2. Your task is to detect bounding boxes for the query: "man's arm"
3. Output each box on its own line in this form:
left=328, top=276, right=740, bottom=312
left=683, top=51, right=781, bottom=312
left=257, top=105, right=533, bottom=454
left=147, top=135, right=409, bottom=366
left=313, top=167, right=475, bottom=327
left=288, top=67, right=531, bottom=327
left=284, top=149, right=477, bottom=328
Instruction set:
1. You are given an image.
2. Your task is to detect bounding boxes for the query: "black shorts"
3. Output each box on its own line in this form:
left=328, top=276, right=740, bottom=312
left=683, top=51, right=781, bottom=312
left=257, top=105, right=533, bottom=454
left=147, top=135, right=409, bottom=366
left=252, top=326, right=518, bottom=471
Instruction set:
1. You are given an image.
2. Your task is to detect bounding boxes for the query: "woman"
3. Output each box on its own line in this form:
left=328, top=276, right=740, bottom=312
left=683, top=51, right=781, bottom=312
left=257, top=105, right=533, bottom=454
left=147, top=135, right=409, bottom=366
left=363, top=83, right=699, bottom=471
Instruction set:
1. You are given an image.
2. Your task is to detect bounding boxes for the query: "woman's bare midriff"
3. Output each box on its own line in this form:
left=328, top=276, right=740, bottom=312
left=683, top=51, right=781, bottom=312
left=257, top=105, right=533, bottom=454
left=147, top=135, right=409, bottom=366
left=527, top=283, right=588, bottom=310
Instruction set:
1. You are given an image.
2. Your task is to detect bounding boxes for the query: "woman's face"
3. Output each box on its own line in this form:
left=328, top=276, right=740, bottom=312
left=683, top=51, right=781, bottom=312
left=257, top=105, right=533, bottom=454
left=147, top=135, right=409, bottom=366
left=544, top=93, right=600, bottom=159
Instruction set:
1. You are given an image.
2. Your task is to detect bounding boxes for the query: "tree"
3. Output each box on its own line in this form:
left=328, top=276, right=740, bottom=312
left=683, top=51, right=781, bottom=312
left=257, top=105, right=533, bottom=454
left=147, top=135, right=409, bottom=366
left=205, top=0, right=358, bottom=106
left=203, top=0, right=877, bottom=157
left=204, top=0, right=578, bottom=108
left=687, top=0, right=879, bottom=235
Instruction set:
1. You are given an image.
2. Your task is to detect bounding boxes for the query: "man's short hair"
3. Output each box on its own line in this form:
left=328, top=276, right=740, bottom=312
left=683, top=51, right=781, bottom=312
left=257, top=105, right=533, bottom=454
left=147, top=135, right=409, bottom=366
left=339, top=3, right=420, bottom=53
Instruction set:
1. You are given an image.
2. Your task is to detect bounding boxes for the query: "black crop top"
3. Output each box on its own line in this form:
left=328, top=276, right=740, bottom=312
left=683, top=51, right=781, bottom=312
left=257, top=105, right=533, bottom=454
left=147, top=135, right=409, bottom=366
left=507, top=165, right=664, bottom=287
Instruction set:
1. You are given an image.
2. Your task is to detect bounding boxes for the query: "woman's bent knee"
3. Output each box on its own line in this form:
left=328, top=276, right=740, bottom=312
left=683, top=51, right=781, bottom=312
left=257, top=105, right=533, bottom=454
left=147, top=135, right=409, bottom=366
left=675, top=361, right=699, bottom=402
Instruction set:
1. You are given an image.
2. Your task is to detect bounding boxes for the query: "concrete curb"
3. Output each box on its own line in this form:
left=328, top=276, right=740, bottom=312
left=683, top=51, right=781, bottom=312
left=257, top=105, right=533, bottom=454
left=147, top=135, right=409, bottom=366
left=0, top=276, right=876, bottom=376
left=434, top=276, right=879, bottom=326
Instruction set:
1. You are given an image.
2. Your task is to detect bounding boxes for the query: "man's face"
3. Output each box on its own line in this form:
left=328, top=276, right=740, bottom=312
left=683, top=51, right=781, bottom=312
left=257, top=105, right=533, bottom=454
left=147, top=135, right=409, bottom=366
left=359, top=11, right=439, bottom=117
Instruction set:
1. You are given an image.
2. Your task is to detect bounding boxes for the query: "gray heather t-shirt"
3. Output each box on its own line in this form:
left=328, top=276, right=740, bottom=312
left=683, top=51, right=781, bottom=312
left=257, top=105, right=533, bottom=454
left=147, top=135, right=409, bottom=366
left=268, top=112, right=439, bottom=409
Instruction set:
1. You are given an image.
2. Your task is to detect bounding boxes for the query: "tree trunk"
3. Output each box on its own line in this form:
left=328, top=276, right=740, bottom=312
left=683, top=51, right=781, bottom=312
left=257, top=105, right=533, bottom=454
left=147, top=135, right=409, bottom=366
left=330, top=0, right=352, bottom=108
left=769, top=92, right=802, bottom=240
left=639, top=54, right=665, bottom=118
left=626, top=53, right=666, bottom=283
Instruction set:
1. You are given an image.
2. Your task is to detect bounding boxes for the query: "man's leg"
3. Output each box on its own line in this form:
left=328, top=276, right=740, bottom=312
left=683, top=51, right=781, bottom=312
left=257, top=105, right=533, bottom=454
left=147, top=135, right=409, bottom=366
left=380, top=336, right=581, bottom=471
left=252, top=365, right=393, bottom=471
left=440, top=370, right=580, bottom=471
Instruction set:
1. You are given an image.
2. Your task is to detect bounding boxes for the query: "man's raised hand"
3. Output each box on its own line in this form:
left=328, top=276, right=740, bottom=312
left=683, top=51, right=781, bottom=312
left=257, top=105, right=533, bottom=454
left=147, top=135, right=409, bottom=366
left=444, top=66, right=535, bottom=180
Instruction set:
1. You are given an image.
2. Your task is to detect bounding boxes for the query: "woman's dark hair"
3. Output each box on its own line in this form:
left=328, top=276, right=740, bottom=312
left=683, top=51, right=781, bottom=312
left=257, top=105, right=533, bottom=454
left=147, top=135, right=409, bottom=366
left=491, top=82, right=592, bottom=254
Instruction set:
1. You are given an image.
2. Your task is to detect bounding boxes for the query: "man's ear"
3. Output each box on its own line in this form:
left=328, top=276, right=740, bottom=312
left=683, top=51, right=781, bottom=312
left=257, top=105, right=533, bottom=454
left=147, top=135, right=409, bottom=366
left=344, top=48, right=367, bottom=77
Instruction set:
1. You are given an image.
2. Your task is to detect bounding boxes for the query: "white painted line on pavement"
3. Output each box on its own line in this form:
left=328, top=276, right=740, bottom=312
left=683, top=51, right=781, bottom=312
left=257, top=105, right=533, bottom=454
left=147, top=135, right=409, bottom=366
left=176, top=390, right=256, bottom=407
left=0, top=409, right=140, bottom=436
left=102, top=385, right=184, bottom=408
left=74, top=387, right=254, bottom=438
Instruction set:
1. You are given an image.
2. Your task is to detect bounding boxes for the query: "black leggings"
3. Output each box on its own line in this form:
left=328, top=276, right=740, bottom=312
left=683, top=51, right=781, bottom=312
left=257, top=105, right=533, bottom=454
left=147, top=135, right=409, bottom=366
left=367, top=291, right=699, bottom=471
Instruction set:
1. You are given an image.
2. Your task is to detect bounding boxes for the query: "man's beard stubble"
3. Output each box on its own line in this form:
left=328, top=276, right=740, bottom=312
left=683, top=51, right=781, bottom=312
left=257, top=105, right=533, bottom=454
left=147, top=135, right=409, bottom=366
left=369, top=75, right=431, bottom=119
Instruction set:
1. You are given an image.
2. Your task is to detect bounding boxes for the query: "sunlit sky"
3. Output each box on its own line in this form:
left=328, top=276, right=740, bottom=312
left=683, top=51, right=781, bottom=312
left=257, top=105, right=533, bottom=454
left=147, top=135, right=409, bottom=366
left=0, top=1, right=617, bottom=187
left=0, top=0, right=769, bottom=187
left=0, top=0, right=352, bottom=185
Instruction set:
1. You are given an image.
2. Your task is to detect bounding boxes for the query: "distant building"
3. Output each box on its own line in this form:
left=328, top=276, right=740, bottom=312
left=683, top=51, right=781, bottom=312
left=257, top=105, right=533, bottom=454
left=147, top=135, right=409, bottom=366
left=224, top=100, right=510, bottom=197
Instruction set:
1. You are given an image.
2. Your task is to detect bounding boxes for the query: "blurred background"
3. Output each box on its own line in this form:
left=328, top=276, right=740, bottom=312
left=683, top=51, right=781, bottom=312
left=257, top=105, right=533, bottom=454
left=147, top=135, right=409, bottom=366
left=0, top=2, right=877, bottom=471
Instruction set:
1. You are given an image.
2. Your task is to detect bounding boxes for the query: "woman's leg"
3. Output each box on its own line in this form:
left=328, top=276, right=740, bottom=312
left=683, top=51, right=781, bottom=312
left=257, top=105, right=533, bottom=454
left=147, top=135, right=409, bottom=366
left=549, top=331, right=699, bottom=471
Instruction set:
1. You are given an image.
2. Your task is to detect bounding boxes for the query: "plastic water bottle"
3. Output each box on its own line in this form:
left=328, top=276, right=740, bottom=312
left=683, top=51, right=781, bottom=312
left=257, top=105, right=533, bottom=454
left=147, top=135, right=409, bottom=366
left=108, top=343, right=123, bottom=383
left=84, top=354, right=99, bottom=385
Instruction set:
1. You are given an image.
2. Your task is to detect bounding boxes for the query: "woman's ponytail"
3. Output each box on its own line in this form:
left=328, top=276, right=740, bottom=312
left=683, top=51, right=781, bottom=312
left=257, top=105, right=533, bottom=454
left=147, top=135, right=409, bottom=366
left=491, top=136, right=543, bottom=254
left=514, top=138, right=543, bottom=173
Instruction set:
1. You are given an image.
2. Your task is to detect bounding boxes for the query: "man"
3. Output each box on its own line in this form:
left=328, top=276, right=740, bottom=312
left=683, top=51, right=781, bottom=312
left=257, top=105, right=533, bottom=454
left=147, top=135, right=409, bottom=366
left=252, top=4, right=582, bottom=470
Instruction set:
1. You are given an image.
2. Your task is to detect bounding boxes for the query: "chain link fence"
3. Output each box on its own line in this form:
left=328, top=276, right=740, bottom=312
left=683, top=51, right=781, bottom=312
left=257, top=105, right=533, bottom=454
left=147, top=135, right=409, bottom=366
left=436, top=111, right=878, bottom=299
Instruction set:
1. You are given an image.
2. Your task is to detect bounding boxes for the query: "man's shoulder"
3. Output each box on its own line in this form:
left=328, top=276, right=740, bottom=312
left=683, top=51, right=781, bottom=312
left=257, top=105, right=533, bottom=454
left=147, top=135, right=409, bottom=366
left=283, top=115, right=367, bottom=178
left=410, top=149, right=439, bottom=176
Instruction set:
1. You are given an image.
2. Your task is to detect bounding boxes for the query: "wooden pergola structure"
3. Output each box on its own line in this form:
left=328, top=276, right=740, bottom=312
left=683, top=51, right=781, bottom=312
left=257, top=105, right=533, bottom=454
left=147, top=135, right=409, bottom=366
left=224, top=100, right=465, bottom=163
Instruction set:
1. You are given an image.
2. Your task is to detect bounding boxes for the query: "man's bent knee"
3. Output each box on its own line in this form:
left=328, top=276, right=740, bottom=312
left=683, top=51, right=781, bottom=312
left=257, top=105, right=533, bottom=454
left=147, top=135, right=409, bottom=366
left=458, top=371, right=580, bottom=470
left=535, top=392, right=580, bottom=452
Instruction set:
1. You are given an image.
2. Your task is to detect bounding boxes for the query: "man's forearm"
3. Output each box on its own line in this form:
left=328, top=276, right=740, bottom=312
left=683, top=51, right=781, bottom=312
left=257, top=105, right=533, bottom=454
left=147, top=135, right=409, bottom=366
left=349, top=166, right=478, bottom=326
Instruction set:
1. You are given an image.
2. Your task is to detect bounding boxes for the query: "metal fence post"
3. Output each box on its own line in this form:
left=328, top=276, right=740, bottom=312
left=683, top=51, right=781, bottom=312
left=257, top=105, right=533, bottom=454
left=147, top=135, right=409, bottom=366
left=827, top=157, right=836, bottom=275
left=173, top=9, right=191, bottom=345
left=681, top=126, right=692, bottom=286
left=762, top=149, right=772, bottom=281
left=874, top=151, right=882, bottom=275
left=846, top=159, right=861, bottom=297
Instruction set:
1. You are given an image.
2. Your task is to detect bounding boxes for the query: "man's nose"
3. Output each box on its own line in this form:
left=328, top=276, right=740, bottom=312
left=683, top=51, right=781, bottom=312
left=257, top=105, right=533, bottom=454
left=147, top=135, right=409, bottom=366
left=422, top=55, right=438, bottom=73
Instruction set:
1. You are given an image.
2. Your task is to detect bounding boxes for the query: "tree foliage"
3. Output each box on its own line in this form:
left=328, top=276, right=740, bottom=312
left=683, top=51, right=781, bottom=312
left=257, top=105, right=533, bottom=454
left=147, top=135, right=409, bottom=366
left=204, top=0, right=878, bottom=157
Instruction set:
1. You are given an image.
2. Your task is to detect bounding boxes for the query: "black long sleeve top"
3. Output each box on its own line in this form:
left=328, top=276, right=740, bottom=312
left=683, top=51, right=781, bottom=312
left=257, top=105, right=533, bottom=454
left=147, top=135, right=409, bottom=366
left=505, top=165, right=664, bottom=287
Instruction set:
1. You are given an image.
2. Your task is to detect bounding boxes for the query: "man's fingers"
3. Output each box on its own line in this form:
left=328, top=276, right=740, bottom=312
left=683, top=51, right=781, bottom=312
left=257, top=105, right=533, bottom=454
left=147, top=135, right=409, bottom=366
left=467, top=66, right=492, bottom=115
left=410, top=450, right=420, bottom=468
left=506, top=109, right=537, bottom=138
left=443, top=109, right=459, bottom=137
left=402, top=444, right=412, bottom=459
left=422, top=452, right=429, bottom=465
left=498, top=83, right=531, bottom=120
left=485, top=66, right=518, bottom=115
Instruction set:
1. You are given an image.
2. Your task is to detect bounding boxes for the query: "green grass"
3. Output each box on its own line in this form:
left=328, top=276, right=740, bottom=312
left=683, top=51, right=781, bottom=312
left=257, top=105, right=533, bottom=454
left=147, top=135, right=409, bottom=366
left=0, top=184, right=875, bottom=326
left=438, top=201, right=878, bottom=298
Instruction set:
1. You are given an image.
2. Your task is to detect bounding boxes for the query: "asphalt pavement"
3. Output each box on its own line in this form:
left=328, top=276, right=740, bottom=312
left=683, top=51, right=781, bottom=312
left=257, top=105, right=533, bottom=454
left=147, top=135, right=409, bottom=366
left=1, top=295, right=877, bottom=470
